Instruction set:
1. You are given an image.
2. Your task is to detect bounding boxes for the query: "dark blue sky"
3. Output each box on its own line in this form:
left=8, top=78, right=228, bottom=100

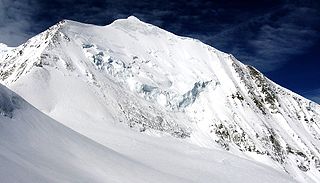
left=0, top=0, right=319, bottom=103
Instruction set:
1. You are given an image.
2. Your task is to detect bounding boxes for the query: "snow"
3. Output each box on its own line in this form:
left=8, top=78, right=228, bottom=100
left=0, top=16, right=319, bottom=182
left=0, top=84, right=295, bottom=183
left=0, top=43, right=12, bottom=60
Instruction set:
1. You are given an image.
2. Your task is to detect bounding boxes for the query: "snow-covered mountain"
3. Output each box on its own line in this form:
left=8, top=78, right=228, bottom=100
left=0, top=16, right=319, bottom=182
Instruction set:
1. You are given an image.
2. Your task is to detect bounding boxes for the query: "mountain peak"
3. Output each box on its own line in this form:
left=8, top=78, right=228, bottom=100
left=110, top=15, right=152, bottom=29
left=126, top=15, right=141, bottom=22
left=0, top=43, right=8, bottom=48
left=0, top=43, right=12, bottom=51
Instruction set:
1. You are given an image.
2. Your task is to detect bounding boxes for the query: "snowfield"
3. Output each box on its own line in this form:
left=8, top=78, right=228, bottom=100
left=0, top=16, right=319, bottom=182
left=0, top=84, right=296, bottom=182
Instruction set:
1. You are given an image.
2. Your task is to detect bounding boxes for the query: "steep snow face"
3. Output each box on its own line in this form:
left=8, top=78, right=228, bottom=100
left=0, top=16, right=320, bottom=182
left=0, top=84, right=296, bottom=183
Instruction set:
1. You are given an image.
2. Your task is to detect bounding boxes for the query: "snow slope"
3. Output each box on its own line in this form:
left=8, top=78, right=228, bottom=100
left=0, top=84, right=295, bottom=182
left=0, top=16, right=319, bottom=182
left=0, top=84, right=188, bottom=183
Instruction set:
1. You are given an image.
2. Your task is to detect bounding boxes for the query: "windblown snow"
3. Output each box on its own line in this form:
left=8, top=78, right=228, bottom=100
left=0, top=16, right=319, bottom=182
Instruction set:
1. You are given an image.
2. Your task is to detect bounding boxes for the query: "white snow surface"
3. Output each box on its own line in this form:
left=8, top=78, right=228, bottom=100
left=0, top=43, right=12, bottom=60
left=0, top=84, right=296, bottom=183
left=0, top=16, right=319, bottom=182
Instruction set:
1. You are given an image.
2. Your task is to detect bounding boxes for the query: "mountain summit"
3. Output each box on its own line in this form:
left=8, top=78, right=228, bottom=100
left=0, top=16, right=319, bottom=182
